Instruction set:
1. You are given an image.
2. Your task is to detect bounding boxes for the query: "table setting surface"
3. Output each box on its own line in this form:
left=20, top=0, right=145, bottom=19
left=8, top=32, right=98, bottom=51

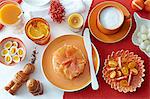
left=0, top=0, right=150, bottom=99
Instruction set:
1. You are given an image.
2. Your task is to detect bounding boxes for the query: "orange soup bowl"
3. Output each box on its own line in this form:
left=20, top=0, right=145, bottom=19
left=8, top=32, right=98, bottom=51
left=97, top=6, right=125, bottom=35
left=25, top=18, right=51, bottom=45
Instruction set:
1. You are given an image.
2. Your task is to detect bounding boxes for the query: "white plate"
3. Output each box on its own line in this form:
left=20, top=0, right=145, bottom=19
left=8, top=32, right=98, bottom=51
left=23, top=0, right=50, bottom=7
left=132, top=12, right=150, bottom=57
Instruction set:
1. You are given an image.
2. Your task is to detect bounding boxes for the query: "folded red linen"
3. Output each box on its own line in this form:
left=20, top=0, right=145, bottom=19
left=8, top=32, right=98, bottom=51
left=64, top=0, right=150, bottom=99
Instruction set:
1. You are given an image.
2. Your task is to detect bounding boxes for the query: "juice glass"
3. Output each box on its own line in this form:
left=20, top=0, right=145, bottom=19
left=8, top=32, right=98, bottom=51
left=0, top=0, right=25, bottom=33
left=67, top=13, right=84, bottom=33
left=25, top=18, right=51, bottom=45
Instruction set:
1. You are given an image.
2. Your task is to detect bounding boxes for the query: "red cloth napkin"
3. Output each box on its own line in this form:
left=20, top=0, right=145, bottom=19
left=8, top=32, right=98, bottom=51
left=0, top=0, right=22, bottom=31
left=64, top=0, right=150, bottom=99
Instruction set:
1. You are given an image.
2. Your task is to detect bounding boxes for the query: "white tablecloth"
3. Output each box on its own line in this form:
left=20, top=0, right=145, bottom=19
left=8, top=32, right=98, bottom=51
left=0, top=0, right=92, bottom=99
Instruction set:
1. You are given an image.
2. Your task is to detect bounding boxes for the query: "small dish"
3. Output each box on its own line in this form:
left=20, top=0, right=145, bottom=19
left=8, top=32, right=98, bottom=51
left=0, top=37, right=26, bottom=66
left=42, top=34, right=100, bottom=92
left=88, top=1, right=132, bottom=43
left=102, top=50, right=145, bottom=93
left=23, top=0, right=50, bottom=7
left=67, top=13, right=84, bottom=33
left=132, top=12, right=150, bottom=57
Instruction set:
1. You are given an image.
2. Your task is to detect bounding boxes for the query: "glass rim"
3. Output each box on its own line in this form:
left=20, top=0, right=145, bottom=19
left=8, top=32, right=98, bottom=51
left=67, top=13, right=84, bottom=29
left=0, top=0, right=23, bottom=26
left=25, top=17, right=50, bottom=41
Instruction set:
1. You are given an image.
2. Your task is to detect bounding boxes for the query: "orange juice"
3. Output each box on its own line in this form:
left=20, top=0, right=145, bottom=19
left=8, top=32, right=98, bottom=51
left=0, top=2, right=21, bottom=25
left=0, top=0, right=25, bottom=34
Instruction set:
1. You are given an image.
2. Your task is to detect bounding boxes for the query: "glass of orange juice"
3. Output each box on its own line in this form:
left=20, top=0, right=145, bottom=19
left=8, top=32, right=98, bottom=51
left=0, top=0, right=25, bottom=33
left=25, top=18, right=51, bottom=45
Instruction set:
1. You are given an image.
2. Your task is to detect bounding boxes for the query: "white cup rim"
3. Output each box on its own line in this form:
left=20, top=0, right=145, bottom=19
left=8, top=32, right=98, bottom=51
left=98, top=6, right=125, bottom=30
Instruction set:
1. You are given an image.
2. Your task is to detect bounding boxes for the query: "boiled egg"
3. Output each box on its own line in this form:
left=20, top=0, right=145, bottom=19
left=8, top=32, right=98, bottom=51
left=148, top=28, right=150, bottom=33
left=10, top=46, right=18, bottom=56
left=144, top=40, right=150, bottom=46
left=12, top=41, right=18, bottom=48
left=4, top=41, right=12, bottom=49
left=1, top=49, right=9, bottom=56
left=139, top=40, right=150, bottom=50
left=12, top=55, right=20, bottom=63
left=139, top=42, right=147, bottom=50
left=148, top=32, right=150, bottom=40
left=140, top=34, right=147, bottom=41
left=146, top=45, right=150, bottom=53
left=4, top=55, right=12, bottom=64
left=137, top=32, right=142, bottom=38
left=140, top=25, right=147, bottom=34
left=138, top=38, right=143, bottom=44
left=17, top=48, right=24, bottom=57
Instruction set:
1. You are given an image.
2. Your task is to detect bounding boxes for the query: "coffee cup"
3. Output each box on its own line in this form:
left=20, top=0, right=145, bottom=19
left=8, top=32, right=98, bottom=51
left=97, top=6, right=127, bottom=35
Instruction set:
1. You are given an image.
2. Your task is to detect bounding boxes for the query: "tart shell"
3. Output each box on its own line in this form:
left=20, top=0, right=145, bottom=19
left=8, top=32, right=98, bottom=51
left=102, top=50, right=145, bottom=93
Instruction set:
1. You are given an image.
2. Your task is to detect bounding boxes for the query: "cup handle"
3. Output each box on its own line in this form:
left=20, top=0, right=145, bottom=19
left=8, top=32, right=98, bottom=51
left=125, top=14, right=131, bottom=20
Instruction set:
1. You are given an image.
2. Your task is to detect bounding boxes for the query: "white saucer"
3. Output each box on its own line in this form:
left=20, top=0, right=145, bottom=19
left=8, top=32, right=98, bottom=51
left=23, top=0, right=50, bottom=7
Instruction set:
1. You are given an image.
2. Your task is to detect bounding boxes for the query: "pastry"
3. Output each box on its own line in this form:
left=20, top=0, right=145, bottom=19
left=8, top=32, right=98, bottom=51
left=4, top=64, right=35, bottom=95
left=53, top=45, right=87, bottom=80
left=27, top=79, right=43, bottom=96
left=144, top=0, right=150, bottom=12
left=131, top=0, right=145, bottom=11
left=131, top=0, right=150, bottom=12
left=102, top=50, right=145, bottom=93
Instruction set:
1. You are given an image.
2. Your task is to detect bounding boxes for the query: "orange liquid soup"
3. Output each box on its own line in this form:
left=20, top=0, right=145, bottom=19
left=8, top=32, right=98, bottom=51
left=0, top=4, right=21, bottom=24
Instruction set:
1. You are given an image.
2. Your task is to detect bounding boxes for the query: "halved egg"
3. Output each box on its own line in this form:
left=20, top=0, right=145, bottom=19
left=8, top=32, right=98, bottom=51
left=12, top=41, right=18, bottom=48
left=10, top=46, right=18, bottom=56
left=12, top=55, right=20, bottom=63
left=4, top=41, right=12, bottom=49
left=1, top=49, right=9, bottom=56
left=17, top=48, right=24, bottom=57
left=4, top=55, right=12, bottom=64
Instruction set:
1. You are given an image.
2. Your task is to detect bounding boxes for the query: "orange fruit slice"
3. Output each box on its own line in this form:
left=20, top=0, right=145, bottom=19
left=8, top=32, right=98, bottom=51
left=28, top=25, right=44, bottom=40
left=37, top=22, right=49, bottom=36
left=27, top=21, right=49, bottom=40
left=130, top=68, right=138, bottom=75
left=128, top=61, right=137, bottom=69
left=108, top=60, right=118, bottom=67
left=119, top=80, right=128, bottom=87
left=110, top=71, right=116, bottom=79
left=121, top=67, right=129, bottom=76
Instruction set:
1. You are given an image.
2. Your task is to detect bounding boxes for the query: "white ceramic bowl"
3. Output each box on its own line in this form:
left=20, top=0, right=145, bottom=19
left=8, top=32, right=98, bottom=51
left=132, top=12, right=150, bottom=57
left=23, top=0, right=50, bottom=7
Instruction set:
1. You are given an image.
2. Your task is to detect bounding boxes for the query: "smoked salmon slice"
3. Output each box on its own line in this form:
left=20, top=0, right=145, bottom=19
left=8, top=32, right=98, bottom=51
left=53, top=45, right=86, bottom=80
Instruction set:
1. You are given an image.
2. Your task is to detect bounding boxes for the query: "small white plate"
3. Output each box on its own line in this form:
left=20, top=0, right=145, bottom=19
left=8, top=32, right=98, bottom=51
left=132, top=12, right=150, bottom=57
left=23, top=0, right=50, bottom=7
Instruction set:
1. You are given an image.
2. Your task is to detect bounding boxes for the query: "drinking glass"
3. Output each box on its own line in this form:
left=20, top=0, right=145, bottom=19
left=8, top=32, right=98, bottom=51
left=0, top=0, right=25, bottom=33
